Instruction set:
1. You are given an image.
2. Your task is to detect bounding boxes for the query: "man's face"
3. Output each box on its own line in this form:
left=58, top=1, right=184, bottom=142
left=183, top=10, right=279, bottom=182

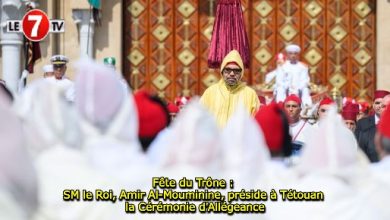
left=373, top=98, right=383, bottom=116
left=222, top=63, right=242, bottom=87
left=53, top=64, right=66, bottom=80
left=379, top=95, right=390, bottom=116
left=318, top=104, right=331, bottom=120
left=284, top=101, right=301, bottom=123
left=44, top=72, right=54, bottom=78
left=343, top=120, right=356, bottom=132
left=287, top=51, right=299, bottom=64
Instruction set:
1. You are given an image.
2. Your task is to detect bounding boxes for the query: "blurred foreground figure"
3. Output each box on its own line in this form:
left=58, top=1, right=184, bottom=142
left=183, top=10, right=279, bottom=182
left=221, top=104, right=270, bottom=189
left=14, top=80, right=81, bottom=157
left=0, top=80, right=13, bottom=102
left=201, top=50, right=259, bottom=127
left=134, top=90, right=170, bottom=151
left=14, top=80, right=121, bottom=219
left=0, top=90, right=38, bottom=219
left=268, top=106, right=383, bottom=219
left=148, top=99, right=222, bottom=176
left=74, top=59, right=152, bottom=192
left=255, top=103, right=293, bottom=165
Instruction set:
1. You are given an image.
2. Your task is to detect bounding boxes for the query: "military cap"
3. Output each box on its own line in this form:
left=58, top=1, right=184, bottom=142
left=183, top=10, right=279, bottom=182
left=50, top=55, right=69, bottom=65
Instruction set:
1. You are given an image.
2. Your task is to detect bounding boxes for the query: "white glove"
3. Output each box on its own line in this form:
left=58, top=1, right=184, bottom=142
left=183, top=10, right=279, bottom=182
left=17, top=70, right=29, bottom=94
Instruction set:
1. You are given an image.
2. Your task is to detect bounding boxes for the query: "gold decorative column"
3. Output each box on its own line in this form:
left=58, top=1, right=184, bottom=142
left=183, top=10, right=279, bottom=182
left=200, top=0, right=218, bottom=91
left=176, top=0, right=197, bottom=97
left=327, top=0, right=349, bottom=96
left=252, top=0, right=275, bottom=88
left=351, top=1, right=375, bottom=100
left=150, top=0, right=173, bottom=97
left=127, top=1, right=147, bottom=89
left=302, top=0, right=325, bottom=85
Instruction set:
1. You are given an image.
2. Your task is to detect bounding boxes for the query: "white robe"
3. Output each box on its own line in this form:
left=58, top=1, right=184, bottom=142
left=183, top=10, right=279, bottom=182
left=45, top=77, right=75, bottom=102
left=266, top=61, right=312, bottom=106
left=289, top=119, right=312, bottom=144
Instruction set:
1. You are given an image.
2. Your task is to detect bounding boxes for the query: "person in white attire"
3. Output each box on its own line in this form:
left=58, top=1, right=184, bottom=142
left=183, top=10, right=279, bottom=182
left=74, top=58, right=150, bottom=189
left=13, top=80, right=122, bottom=219
left=42, top=64, right=54, bottom=78
left=222, top=103, right=298, bottom=194
left=265, top=44, right=312, bottom=106
left=145, top=100, right=222, bottom=220
left=267, top=106, right=384, bottom=219
left=47, top=55, right=75, bottom=102
left=0, top=90, right=38, bottom=220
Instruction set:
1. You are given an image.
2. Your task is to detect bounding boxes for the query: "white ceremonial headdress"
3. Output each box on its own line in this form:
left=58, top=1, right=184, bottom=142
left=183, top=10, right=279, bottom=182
left=220, top=104, right=270, bottom=188
left=285, top=44, right=301, bottom=53
left=42, top=64, right=53, bottom=73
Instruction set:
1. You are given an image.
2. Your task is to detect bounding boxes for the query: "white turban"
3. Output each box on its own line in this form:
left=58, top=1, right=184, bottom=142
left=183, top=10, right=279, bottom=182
left=286, top=44, right=301, bottom=53
left=42, top=64, right=53, bottom=73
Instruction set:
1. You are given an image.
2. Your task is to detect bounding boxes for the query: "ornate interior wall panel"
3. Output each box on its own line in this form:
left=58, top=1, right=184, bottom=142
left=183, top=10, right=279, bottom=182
left=301, top=0, right=326, bottom=86
left=251, top=0, right=277, bottom=86
left=198, top=0, right=218, bottom=93
left=175, top=0, right=199, bottom=97
left=326, top=0, right=351, bottom=96
left=124, top=0, right=376, bottom=101
left=350, top=1, right=376, bottom=100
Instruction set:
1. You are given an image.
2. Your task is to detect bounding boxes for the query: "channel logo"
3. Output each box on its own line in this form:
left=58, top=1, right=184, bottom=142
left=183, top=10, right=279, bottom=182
left=6, top=9, right=64, bottom=42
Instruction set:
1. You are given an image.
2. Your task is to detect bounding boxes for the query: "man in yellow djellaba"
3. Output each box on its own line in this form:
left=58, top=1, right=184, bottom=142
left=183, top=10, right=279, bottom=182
left=200, top=50, right=260, bottom=127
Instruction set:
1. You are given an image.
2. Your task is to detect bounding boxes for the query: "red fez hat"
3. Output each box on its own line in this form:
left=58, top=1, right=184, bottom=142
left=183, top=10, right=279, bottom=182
left=319, top=97, right=335, bottom=107
left=374, top=90, right=390, bottom=100
left=341, top=103, right=359, bottom=121
left=134, top=91, right=168, bottom=138
left=358, top=101, right=370, bottom=113
left=258, top=95, right=266, bottom=105
left=284, top=94, right=302, bottom=106
left=254, top=103, right=284, bottom=153
left=378, top=105, right=390, bottom=138
left=167, top=102, right=179, bottom=114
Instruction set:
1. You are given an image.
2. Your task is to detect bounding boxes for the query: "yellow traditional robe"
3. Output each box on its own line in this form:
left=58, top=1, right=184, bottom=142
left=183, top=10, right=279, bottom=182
left=200, top=79, right=260, bottom=127
left=200, top=50, right=260, bottom=127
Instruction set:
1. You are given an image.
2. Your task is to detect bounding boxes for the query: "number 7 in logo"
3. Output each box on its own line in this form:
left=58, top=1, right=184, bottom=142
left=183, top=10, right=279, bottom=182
left=28, top=15, right=42, bottom=37
left=22, top=9, right=50, bottom=42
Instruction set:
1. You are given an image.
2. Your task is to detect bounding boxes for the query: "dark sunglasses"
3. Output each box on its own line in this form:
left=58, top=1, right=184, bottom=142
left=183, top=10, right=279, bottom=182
left=223, top=68, right=242, bottom=75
